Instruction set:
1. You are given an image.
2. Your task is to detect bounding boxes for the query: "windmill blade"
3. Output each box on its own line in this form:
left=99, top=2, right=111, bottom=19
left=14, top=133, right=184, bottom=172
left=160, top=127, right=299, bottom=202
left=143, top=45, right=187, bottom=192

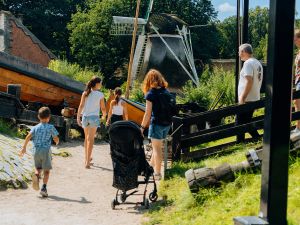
left=110, top=16, right=147, bottom=36
left=145, top=0, right=154, bottom=21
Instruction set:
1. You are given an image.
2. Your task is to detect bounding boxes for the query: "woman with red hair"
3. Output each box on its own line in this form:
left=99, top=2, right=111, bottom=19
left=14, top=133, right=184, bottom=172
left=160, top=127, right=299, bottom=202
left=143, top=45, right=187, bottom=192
left=140, top=69, right=172, bottom=180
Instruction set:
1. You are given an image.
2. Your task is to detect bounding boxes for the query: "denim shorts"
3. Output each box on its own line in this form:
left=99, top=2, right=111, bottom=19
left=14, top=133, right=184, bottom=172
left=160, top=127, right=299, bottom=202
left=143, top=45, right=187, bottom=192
left=296, top=81, right=300, bottom=91
left=33, top=149, right=52, bottom=170
left=82, top=115, right=100, bottom=128
left=148, top=123, right=171, bottom=140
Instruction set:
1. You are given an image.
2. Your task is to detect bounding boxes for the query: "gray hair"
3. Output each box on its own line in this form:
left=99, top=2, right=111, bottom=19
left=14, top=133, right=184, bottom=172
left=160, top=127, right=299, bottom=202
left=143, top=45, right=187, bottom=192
left=239, top=43, right=253, bottom=54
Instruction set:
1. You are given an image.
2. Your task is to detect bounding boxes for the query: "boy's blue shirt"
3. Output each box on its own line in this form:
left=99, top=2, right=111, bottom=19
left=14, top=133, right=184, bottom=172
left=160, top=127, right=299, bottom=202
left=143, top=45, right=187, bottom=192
left=30, top=123, right=59, bottom=151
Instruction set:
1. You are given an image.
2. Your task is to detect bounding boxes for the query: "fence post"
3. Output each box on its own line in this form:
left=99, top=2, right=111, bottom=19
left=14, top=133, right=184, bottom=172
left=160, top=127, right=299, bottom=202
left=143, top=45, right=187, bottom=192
left=172, top=117, right=182, bottom=161
left=7, top=84, right=21, bottom=99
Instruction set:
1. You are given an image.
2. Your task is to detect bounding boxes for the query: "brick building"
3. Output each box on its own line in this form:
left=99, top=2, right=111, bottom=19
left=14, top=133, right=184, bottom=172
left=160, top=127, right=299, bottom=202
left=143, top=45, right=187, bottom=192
left=0, top=11, right=56, bottom=67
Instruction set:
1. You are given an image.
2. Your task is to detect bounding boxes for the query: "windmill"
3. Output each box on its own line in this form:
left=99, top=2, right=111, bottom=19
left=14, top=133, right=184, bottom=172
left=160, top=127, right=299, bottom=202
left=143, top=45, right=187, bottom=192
left=110, top=0, right=199, bottom=96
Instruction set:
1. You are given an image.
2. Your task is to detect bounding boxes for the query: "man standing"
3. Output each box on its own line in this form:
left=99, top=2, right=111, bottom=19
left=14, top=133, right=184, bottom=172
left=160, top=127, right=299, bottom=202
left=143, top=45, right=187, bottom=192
left=236, top=43, right=263, bottom=142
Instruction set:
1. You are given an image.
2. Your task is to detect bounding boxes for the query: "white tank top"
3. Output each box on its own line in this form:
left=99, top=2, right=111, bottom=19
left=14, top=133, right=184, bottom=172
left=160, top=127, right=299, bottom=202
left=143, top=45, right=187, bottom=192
left=112, top=100, right=124, bottom=116
left=82, top=90, right=104, bottom=116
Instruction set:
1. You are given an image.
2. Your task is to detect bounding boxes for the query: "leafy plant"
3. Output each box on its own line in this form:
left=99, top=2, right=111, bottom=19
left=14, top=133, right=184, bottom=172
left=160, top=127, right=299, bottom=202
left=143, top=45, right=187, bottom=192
left=179, top=67, right=235, bottom=110
left=48, top=59, right=103, bottom=84
left=0, top=119, right=17, bottom=137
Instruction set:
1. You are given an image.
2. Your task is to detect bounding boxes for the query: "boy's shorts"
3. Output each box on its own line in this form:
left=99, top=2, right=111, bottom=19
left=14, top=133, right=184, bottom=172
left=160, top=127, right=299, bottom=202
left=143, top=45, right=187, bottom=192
left=148, top=123, right=171, bottom=140
left=82, top=115, right=100, bottom=128
left=34, top=149, right=52, bottom=170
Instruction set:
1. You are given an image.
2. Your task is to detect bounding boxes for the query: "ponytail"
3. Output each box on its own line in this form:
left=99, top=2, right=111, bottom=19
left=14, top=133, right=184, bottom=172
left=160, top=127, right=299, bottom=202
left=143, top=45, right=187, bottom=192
left=114, top=87, right=122, bottom=104
left=85, top=76, right=102, bottom=96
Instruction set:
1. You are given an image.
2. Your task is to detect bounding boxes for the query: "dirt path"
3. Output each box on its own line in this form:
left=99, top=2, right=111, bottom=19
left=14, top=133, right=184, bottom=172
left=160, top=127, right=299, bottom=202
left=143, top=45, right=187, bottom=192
left=0, top=141, right=150, bottom=225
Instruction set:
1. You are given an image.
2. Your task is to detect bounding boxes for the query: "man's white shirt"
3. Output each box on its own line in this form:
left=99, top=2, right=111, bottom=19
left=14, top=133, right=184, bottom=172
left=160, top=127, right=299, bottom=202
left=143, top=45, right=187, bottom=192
left=238, top=58, right=263, bottom=102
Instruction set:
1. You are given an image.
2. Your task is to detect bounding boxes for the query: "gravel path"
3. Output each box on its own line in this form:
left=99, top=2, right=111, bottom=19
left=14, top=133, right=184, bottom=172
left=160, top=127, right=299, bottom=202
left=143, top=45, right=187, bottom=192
left=0, top=141, right=150, bottom=225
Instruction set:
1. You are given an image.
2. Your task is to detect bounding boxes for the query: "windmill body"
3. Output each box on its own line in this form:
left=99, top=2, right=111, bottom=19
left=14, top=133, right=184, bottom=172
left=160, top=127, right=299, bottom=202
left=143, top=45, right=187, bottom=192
left=111, top=1, right=199, bottom=90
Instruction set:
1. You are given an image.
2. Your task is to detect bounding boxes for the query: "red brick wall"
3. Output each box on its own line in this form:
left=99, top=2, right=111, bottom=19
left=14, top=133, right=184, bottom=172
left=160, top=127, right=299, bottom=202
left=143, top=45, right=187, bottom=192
left=9, top=20, right=51, bottom=67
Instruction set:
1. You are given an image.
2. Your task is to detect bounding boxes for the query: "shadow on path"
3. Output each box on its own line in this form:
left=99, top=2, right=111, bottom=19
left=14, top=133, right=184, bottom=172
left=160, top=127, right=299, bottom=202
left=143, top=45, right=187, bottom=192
left=40, top=195, right=92, bottom=204
left=92, top=165, right=113, bottom=172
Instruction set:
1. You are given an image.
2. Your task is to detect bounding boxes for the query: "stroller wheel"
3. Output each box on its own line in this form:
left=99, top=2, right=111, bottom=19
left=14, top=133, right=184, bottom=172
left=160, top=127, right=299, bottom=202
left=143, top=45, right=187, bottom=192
left=149, top=192, right=158, bottom=202
left=144, top=198, right=150, bottom=209
left=111, top=199, right=117, bottom=210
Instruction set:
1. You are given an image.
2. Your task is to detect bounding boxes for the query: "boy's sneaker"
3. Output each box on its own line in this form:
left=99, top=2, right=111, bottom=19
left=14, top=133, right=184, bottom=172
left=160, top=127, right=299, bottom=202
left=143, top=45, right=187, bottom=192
left=40, top=185, right=48, bottom=197
left=32, top=174, right=39, bottom=191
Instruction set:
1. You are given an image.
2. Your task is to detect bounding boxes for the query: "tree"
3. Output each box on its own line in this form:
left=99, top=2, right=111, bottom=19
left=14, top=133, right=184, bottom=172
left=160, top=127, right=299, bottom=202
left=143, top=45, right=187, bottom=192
left=68, top=0, right=218, bottom=85
left=68, top=0, right=134, bottom=86
left=0, top=0, right=86, bottom=58
left=217, top=16, right=237, bottom=58
left=217, top=6, right=269, bottom=60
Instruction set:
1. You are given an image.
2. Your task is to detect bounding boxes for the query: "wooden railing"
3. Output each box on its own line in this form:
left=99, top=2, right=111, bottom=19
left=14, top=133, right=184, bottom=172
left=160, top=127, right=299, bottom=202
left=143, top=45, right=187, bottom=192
left=171, top=90, right=300, bottom=162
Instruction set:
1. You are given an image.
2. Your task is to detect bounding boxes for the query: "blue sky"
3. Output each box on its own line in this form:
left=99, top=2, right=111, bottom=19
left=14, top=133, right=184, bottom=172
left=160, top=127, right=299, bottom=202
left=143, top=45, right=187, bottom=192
left=211, top=0, right=300, bottom=21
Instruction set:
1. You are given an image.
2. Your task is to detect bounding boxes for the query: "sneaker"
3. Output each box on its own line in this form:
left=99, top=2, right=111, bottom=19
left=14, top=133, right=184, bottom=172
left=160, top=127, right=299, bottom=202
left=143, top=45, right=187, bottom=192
left=40, top=185, right=48, bottom=197
left=32, top=174, right=39, bottom=191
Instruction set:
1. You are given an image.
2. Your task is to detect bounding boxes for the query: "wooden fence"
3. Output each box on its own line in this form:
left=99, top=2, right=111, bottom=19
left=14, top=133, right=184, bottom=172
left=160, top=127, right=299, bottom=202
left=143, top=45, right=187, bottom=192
left=172, top=90, right=300, bottom=162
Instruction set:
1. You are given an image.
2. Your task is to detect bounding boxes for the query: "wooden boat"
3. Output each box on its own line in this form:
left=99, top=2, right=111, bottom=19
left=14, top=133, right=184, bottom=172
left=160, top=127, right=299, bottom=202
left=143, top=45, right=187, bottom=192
left=0, top=52, right=85, bottom=108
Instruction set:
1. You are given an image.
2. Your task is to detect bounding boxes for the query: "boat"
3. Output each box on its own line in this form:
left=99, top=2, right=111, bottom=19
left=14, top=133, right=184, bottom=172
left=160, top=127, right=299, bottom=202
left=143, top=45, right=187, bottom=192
left=0, top=51, right=85, bottom=108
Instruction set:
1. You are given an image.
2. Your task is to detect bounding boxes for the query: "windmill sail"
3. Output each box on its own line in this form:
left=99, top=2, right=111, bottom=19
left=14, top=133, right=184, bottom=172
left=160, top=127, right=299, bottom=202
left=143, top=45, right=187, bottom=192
left=110, top=16, right=147, bottom=36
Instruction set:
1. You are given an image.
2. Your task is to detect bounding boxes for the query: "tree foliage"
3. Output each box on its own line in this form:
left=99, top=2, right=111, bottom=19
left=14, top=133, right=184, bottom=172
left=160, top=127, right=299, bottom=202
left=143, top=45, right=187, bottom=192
left=217, top=6, right=269, bottom=60
left=0, top=0, right=86, bottom=58
left=68, top=0, right=218, bottom=85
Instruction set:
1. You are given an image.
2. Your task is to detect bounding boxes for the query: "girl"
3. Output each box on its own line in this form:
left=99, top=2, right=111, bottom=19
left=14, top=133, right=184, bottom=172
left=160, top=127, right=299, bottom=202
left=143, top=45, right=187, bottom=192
left=77, top=76, right=106, bottom=169
left=140, top=69, right=171, bottom=180
left=292, top=29, right=300, bottom=134
left=106, top=87, right=128, bottom=126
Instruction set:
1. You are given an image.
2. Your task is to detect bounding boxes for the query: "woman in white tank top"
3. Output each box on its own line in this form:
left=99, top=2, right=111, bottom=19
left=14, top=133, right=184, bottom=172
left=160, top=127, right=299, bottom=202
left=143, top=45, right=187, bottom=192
left=77, top=76, right=107, bottom=169
left=106, top=87, right=128, bottom=126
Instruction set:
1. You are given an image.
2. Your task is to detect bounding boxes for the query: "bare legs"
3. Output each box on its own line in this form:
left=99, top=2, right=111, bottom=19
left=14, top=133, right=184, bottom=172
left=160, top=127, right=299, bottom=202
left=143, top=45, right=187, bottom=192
left=34, top=169, right=50, bottom=185
left=150, top=139, right=163, bottom=175
left=43, top=170, right=50, bottom=184
left=84, top=127, right=97, bottom=168
left=294, top=99, right=300, bottom=129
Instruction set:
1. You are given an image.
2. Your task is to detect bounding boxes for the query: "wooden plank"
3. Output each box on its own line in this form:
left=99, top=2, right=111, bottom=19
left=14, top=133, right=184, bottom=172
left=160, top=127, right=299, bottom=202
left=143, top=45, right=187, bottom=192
left=174, top=100, right=265, bottom=127
left=181, top=120, right=264, bottom=148
left=182, top=137, right=261, bottom=162
left=181, top=115, right=264, bottom=140
left=17, top=109, right=64, bottom=127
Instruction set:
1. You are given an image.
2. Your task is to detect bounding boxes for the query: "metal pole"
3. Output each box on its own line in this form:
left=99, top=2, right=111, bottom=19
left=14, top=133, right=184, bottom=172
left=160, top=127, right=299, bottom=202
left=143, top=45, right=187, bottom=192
left=242, top=0, right=249, bottom=44
left=125, top=0, right=141, bottom=99
left=259, top=0, right=295, bottom=223
left=235, top=0, right=241, bottom=103
left=234, top=0, right=296, bottom=224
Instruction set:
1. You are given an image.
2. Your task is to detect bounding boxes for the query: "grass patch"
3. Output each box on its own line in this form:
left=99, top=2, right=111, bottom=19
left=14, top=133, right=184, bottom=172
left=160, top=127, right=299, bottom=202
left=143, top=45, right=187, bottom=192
left=145, top=143, right=300, bottom=225
left=0, top=119, right=18, bottom=137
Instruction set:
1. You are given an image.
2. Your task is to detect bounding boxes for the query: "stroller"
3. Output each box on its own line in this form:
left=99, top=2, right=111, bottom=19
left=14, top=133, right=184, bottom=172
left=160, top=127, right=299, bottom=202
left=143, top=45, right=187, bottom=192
left=108, top=121, right=158, bottom=209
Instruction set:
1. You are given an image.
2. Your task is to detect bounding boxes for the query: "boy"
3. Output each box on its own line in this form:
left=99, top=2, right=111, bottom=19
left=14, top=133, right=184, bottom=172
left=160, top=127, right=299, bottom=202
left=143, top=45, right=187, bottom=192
left=19, top=107, right=59, bottom=197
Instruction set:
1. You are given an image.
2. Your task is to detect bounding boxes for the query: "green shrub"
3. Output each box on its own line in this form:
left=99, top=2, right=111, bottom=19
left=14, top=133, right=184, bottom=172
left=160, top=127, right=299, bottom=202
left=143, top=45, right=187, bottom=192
left=130, top=81, right=145, bottom=103
left=179, top=67, right=235, bottom=110
left=119, top=81, right=145, bottom=104
left=0, top=119, right=17, bottom=137
left=48, top=60, right=103, bottom=84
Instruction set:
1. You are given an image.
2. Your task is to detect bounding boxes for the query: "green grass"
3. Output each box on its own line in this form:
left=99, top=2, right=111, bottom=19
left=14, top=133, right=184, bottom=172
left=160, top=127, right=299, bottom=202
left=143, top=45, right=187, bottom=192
left=145, top=143, right=300, bottom=225
left=0, top=119, right=18, bottom=137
